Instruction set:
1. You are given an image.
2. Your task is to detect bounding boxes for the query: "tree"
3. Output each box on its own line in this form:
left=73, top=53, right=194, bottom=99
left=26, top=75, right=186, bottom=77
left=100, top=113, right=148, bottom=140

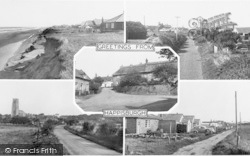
left=65, top=118, right=78, bottom=126
left=127, top=21, right=147, bottom=39
left=153, top=64, right=177, bottom=86
left=119, top=71, right=147, bottom=87
left=92, top=76, right=104, bottom=85
left=157, top=48, right=177, bottom=61
left=10, top=116, right=31, bottom=125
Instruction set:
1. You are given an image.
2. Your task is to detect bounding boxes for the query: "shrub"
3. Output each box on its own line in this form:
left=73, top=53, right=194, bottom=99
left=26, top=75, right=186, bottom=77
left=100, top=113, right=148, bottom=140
left=99, top=123, right=109, bottom=136
left=82, top=122, right=95, bottom=134
left=153, top=64, right=177, bottom=85
left=41, top=119, right=56, bottom=135
left=159, top=32, right=187, bottom=51
left=127, top=21, right=147, bottom=39
left=195, top=36, right=207, bottom=44
left=10, top=116, right=31, bottom=125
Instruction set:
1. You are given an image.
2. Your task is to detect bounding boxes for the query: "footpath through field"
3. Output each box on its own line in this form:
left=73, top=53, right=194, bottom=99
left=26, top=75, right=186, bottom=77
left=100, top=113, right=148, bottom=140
left=53, top=125, right=120, bottom=155
left=76, top=88, right=177, bottom=111
left=173, top=130, right=234, bottom=155
left=179, top=38, right=203, bottom=80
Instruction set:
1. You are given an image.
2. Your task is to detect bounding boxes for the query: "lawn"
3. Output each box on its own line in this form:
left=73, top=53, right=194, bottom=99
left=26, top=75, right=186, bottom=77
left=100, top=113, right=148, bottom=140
left=0, top=125, right=37, bottom=144
left=212, top=124, right=250, bottom=154
left=125, top=133, right=211, bottom=155
left=0, top=125, right=69, bottom=155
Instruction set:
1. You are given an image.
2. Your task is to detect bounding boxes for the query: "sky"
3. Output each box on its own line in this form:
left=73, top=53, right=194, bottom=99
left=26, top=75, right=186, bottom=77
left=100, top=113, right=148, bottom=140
left=171, top=81, right=250, bottom=123
left=75, top=47, right=168, bottom=78
left=126, top=0, right=250, bottom=28
left=0, top=0, right=123, bottom=27
left=0, top=81, right=82, bottom=115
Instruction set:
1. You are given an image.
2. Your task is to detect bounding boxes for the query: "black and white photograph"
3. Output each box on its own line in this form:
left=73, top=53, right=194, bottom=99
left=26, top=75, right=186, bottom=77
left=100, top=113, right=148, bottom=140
left=1, top=0, right=250, bottom=155
left=0, top=0, right=124, bottom=79
left=125, top=81, right=250, bottom=155
left=75, top=47, right=178, bottom=112
left=0, top=81, right=123, bottom=155
left=126, top=0, right=250, bottom=80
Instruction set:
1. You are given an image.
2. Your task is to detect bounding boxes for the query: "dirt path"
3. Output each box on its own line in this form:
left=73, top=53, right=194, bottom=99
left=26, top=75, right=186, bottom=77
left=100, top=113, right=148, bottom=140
left=76, top=88, right=177, bottom=111
left=179, top=38, right=203, bottom=80
left=173, top=130, right=234, bottom=155
left=53, top=125, right=121, bottom=155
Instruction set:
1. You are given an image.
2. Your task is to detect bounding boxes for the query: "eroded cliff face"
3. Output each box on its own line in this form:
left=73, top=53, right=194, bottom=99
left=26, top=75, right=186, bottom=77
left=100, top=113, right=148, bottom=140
left=1, top=28, right=73, bottom=79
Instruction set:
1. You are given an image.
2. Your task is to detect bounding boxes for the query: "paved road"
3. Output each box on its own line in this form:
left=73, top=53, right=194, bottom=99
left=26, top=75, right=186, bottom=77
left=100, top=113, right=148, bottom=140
left=53, top=125, right=121, bottom=155
left=76, top=88, right=177, bottom=111
left=179, top=38, right=203, bottom=80
left=173, top=130, right=234, bottom=155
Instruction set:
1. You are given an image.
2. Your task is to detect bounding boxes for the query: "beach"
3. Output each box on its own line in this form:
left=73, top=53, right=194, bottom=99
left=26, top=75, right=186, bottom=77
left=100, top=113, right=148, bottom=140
left=0, top=40, right=24, bottom=70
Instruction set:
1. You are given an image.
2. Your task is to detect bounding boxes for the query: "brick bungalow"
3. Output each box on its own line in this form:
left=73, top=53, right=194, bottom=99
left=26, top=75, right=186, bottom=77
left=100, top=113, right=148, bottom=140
left=102, top=13, right=124, bottom=32
left=126, top=115, right=160, bottom=134
left=75, top=69, right=91, bottom=95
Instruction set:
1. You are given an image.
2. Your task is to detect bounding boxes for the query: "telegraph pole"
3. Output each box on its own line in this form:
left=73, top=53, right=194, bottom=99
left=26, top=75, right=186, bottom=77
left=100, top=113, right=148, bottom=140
left=235, top=91, right=239, bottom=148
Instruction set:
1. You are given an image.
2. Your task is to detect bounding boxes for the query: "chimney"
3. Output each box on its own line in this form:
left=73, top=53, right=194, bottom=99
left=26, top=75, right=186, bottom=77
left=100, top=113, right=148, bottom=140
left=145, top=59, right=148, bottom=64
left=102, top=17, right=104, bottom=23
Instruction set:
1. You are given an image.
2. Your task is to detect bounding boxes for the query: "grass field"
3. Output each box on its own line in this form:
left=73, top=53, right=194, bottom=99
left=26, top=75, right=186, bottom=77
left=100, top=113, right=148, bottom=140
left=0, top=125, right=37, bottom=144
left=0, top=125, right=69, bottom=154
left=125, top=133, right=211, bottom=155
left=212, top=124, right=250, bottom=154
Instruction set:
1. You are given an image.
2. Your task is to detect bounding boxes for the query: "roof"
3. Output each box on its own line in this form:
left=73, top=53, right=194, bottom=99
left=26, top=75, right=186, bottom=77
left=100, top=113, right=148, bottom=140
left=113, top=60, right=176, bottom=76
left=160, top=114, right=183, bottom=122
left=236, top=27, right=250, bottom=34
left=182, top=115, right=195, bottom=123
left=101, top=76, right=112, bottom=82
left=138, top=114, right=162, bottom=120
left=105, top=13, right=124, bottom=23
left=82, top=20, right=96, bottom=27
left=75, top=69, right=91, bottom=81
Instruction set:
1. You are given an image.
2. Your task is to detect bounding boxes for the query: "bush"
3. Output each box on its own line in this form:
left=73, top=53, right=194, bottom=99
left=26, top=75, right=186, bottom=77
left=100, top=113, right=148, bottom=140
left=153, top=64, right=177, bottom=85
left=82, top=122, right=95, bottom=134
left=41, top=119, right=56, bottom=135
left=127, top=21, right=147, bottom=39
left=159, top=32, right=187, bottom=52
left=195, top=36, right=207, bottom=44
left=10, top=116, right=31, bottom=125
left=113, top=72, right=148, bottom=93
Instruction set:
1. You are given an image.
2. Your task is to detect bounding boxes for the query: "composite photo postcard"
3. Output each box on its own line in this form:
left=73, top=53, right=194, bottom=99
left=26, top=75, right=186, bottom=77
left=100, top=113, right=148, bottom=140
left=0, top=0, right=250, bottom=155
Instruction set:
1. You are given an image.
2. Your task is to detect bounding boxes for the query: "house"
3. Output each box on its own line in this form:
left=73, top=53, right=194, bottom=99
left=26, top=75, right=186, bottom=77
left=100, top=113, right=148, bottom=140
left=101, top=76, right=113, bottom=88
left=193, top=119, right=202, bottom=127
left=126, top=115, right=160, bottom=134
left=160, top=114, right=191, bottom=133
left=112, top=59, right=176, bottom=86
left=102, top=13, right=124, bottom=32
left=235, top=27, right=250, bottom=41
left=75, top=69, right=91, bottom=95
left=182, top=115, right=195, bottom=132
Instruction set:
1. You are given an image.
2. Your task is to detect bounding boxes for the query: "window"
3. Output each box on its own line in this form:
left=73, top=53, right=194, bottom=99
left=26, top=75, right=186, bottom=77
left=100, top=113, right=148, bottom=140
left=111, top=23, right=114, bottom=29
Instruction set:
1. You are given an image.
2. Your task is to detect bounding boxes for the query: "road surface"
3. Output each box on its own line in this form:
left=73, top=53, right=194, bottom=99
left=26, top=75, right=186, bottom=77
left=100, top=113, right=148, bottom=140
left=173, top=130, right=234, bottom=155
left=53, top=125, right=121, bottom=155
left=179, top=38, right=203, bottom=80
left=76, top=88, right=177, bottom=111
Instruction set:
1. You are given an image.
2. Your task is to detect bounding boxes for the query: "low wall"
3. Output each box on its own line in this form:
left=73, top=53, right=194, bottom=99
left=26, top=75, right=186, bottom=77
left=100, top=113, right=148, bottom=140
left=124, top=85, right=177, bottom=95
